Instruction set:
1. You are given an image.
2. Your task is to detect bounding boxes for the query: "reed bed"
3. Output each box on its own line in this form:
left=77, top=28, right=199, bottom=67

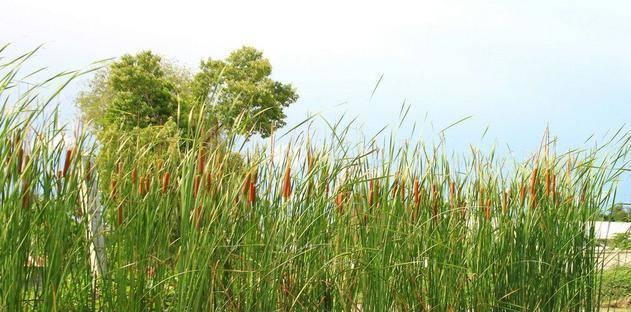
left=1, top=47, right=629, bottom=311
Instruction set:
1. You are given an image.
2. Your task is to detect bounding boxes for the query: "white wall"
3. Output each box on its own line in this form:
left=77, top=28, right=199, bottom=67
left=594, top=221, right=631, bottom=240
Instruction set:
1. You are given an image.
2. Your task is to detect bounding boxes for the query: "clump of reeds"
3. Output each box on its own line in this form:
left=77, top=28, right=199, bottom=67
left=0, top=46, right=628, bottom=312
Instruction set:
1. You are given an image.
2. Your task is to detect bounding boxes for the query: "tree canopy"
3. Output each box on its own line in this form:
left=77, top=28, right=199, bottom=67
left=600, top=203, right=631, bottom=222
left=78, top=51, right=179, bottom=131
left=191, top=47, right=298, bottom=137
left=77, top=46, right=298, bottom=138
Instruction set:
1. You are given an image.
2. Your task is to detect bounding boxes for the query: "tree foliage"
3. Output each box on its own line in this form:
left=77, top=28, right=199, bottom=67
left=77, top=47, right=298, bottom=138
left=610, top=232, right=631, bottom=250
left=191, top=47, right=298, bottom=137
left=601, top=266, right=631, bottom=300
left=601, top=203, right=631, bottom=222
left=77, top=47, right=295, bottom=191
left=78, top=51, right=179, bottom=131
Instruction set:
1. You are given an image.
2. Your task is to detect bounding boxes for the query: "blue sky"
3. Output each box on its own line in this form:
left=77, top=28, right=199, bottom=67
left=3, top=0, right=630, bottom=201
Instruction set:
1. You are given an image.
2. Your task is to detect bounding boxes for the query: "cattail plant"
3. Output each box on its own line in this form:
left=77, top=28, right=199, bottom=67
left=162, top=172, right=170, bottom=193
left=391, top=173, right=399, bottom=199
left=143, top=176, right=150, bottom=195
left=197, top=150, right=206, bottom=174
left=484, top=198, right=491, bottom=220
left=369, top=179, right=378, bottom=206
left=545, top=167, right=552, bottom=197
left=519, top=183, right=526, bottom=206
left=412, top=177, right=420, bottom=206
left=247, top=178, right=256, bottom=205
left=131, top=168, right=138, bottom=185
left=206, top=171, right=213, bottom=193
left=138, top=175, right=145, bottom=195
left=282, top=162, right=292, bottom=200
left=335, top=192, right=345, bottom=212
left=110, top=179, right=118, bottom=198
left=0, top=48, right=627, bottom=311
left=62, top=149, right=72, bottom=178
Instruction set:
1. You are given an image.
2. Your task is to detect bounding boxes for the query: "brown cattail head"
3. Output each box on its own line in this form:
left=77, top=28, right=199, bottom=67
left=336, top=192, right=345, bottom=212
left=110, top=179, right=118, bottom=198
left=195, top=204, right=203, bottom=231
left=17, top=147, right=25, bottom=174
left=131, top=168, right=138, bottom=185
left=116, top=162, right=123, bottom=174
left=138, top=175, right=145, bottom=195
left=197, top=150, right=206, bottom=174
left=248, top=178, right=256, bottom=205
left=580, top=183, right=588, bottom=204
left=530, top=167, right=539, bottom=196
left=391, top=177, right=399, bottom=200
left=62, top=149, right=73, bottom=178
left=413, top=178, right=420, bottom=206
left=162, top=172, right=171, bottom=193
left=449, top=180, right=456, bottom=208
left=484, top=198, right=491, bottom=220
left=144, top=176, right=150, bottom=195
left=545, top=168, right=551, bottom=197
left=282, top=163, right=292, bottom=200
left=369, top=179, right=375, bottom=206
left=193, top=175, right=201, bottom=198
left=206, top=171, right=213, bottom=193
left=519, top=184, right=526, bottom=205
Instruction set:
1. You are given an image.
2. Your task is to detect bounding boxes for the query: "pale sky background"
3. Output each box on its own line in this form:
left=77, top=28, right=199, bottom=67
left=2, top=0, right=630, bottom=202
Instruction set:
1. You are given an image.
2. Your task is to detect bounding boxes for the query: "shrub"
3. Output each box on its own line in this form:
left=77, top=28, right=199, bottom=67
left=610, top=233, right=631, bottom=250
left=602, top=266, right=631, bottom=300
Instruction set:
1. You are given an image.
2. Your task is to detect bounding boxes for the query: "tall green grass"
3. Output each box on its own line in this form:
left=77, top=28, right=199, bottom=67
left=1, top=47, right=629, bottom=311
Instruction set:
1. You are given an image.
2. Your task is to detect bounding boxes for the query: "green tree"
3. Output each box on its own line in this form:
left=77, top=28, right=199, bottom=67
left=601, top=203, right=631, bottom=222
left=191, top=46, right=298, bottom=137
left=78, top=46, right=298, bottom=139
left=78, top=51, right=179, bottom=131
left=610, top=232, right=631, bottom=250
left=77, top=47, right=296, bottom=192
